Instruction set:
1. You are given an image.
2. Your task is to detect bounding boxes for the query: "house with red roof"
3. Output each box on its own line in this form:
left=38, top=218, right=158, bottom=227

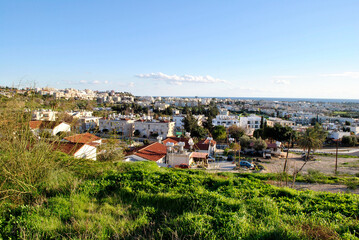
left=125, top=138, right=212, bottom=167
left=29, top=120, right=71, bottom=136
left=51, top=141, right=97, bottom=160
left=125, top=142, right=167, bottom=165
left=163, top=136, right=216, bottom=157
left=64, top=132, right=102, bottom=146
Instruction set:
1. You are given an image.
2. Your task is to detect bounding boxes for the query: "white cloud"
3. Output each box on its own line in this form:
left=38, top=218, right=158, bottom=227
left=136, top=72, right=227, bottom=85
left=319, top=72, right=359, bottom=78
left=117, top=82, right=135, bottom=87
left=272, top=75, right=298, bottom=79
left=272, top=79, right=290, bottom=85
left=79, top=80, right=88, bottom=84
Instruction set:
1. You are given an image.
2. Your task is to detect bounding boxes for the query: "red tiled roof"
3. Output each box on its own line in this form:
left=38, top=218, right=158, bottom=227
left=195, top=143, right=211, bottom=151
left=29, top=120, right=43, bottom=129
left=162, top=138, right=180, bottom=144
left=134, top=142, right=167, bottom=161
left=51, top=142, right=85, bottom=155
left=198, top=139, right=217, bottom=145
left=190, top=152, right=208, bottom=159
left=64, top=133, right=101, bottom=144
left=163, top=137, right=214, bottom=151
left=29, top=121, right=65, bottom=130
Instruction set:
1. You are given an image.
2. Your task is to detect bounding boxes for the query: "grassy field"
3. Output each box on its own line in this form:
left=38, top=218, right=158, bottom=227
left=1, top=160, right=359, bottom=240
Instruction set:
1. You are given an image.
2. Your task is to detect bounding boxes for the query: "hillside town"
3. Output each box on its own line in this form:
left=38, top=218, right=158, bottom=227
left=3, top=86, right=359, bottom=168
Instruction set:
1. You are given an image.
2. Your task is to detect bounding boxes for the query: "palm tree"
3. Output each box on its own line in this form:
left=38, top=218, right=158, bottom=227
left=292, top=126, right=326, bottom=184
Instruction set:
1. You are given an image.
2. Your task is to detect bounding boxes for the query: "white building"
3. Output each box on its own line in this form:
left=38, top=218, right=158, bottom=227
left=266, top=117, right=294, bottom=127
left=29, top=121, right=71, bottom=136
left=99, top=118, right=135, bottom=137
left=239, top=115, right=262, bottom=130
left=328, top=131, right=351, bottom=140
left=32, top=110, right=58, bottom=121
left=77, top=116, right=101, bottom=132
left=53, top=142, right=97, bottom=160
left=212, top=115, right=240, bottom=128
left=134, top=120, right=175, bottom=139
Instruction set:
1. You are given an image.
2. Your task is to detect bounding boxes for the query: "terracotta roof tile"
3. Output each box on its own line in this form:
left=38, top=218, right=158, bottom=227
left=51, top=142, right=85, bottom=155
left=134, top=142, right=167, bottom=161
left=29, top=121, right=65, bottom=130
left=29, top=120, right=43, bottom=129
left=64, top=133, right=101, bottom=144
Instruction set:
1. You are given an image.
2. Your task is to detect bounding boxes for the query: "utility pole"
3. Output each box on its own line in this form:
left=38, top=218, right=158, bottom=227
left=335, top=139, right=339, bottom=174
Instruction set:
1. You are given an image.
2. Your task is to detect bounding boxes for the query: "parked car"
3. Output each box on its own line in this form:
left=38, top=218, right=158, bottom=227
left=240, top=161, right=254, bottom=169
left=218, top=155, right=227, bottom=161
left=176, top=163, right=190, bottom=169
left=227, top=155, right=234, bottom=161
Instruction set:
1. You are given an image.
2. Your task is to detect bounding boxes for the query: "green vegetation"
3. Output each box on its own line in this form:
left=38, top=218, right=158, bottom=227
left=332, top=111, right=359, bottom=118
left=1, top=160, right=359, bottom=239
left=1, top=92, right=359, bottom=239
left=314, top=152, right=359, bottom=158
left=341, top=160, right=359, bottom=168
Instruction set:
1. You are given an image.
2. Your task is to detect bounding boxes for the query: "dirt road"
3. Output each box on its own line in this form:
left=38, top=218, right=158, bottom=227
left=260, top=153, right=359, bottom=175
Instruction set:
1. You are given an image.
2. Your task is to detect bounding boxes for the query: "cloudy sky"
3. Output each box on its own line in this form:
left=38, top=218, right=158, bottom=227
left=1, top=1, right=359, bottom=99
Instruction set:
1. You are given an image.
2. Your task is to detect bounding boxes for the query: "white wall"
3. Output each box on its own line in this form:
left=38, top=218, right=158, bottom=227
left=74, top=144, right=97, bottom=160
left=52, top=123, right=71, bottom=136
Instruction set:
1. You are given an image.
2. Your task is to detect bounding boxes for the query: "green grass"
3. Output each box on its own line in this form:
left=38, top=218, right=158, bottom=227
left=291, top=151, right=359, bottom=159
left=341, top=160, right=359, bottom=169
left=1, top=161, right=359, bottom=239
left=313, top=153, right=359, bottom=158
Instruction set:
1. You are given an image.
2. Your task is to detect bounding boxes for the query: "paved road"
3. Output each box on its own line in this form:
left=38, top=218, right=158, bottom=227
left=290, top=147, right=359, bottom=155
left=207, top=161, right=237, bottom=171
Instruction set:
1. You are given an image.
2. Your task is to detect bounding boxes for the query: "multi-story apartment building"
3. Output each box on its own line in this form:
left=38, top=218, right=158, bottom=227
left=212, top=115, right=240, bottom=128
left=134, top=120, right=175, bottom=139
left=239, top=115, right=262, bottom=130
left=266, top=117, right=295, bottom=127
left=77, top=116, right=101, bottom=132
left=99, top=118, right=135, bottom=137
left=32, top=109, right=58, bottom=121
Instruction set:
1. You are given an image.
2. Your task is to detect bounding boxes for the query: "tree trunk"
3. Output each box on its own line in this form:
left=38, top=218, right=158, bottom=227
left=292, top=147, right=311, bottom=187
left=283, top=139, right=291, bottom=186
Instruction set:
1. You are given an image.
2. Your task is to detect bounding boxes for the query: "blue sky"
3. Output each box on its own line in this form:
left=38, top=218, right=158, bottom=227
left=1, top=0, right=359, bottom=98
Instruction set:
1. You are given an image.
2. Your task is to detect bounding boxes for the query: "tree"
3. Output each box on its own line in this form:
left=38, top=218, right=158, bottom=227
left=192, top=125, right=208, bottom=139
left=228, top=125, right=245, bottom=141
left=342, top=136, right=357, bottom=147
left=293, top=126, right=327, bottom=184
left=203, top=115, right=214, bottom=133
left=212, top=125, right=227, bottom=141
left=183, top=112, right=197, bottom=133
left=183, top=112, right=207, bottom=139
left=239, top=135, right=251, bottom=150
left=253, top=137, right=267, bottom=151
left=253, top=128, right=264, bottom=139
left=97, top=139, right=124, bottom=162
left=206, top=101, right=219, bottom=118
